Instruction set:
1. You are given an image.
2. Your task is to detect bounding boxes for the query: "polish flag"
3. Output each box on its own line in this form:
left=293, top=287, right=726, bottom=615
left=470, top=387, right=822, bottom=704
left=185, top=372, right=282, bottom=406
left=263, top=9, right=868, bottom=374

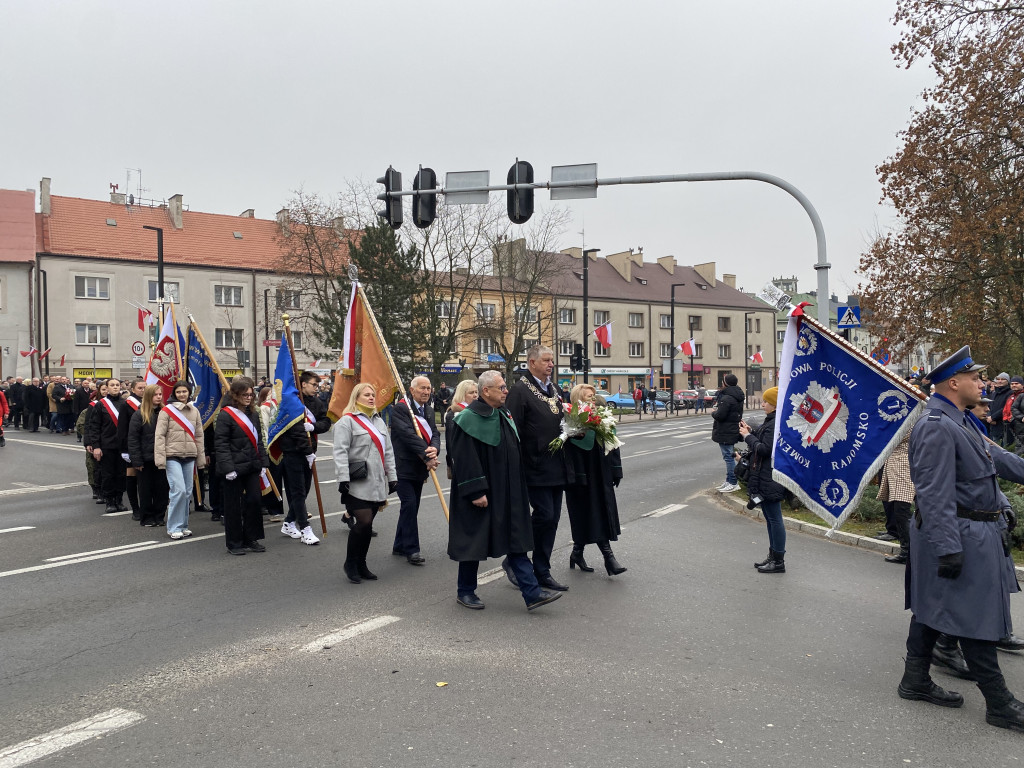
left=677, top=338, right=696, bottom=356
left=138, top=307, right=155, bottom=331
left=37, top=347, right=52, bottom=360
left=19, top=346, right=37, bottom=357
left=593, top=322, right=612, bottom=349
left=750, top=350, right=764, bottom=364
left=312, top=358, right=322, bottom=368
left=58, top=353, right=66, bottom=367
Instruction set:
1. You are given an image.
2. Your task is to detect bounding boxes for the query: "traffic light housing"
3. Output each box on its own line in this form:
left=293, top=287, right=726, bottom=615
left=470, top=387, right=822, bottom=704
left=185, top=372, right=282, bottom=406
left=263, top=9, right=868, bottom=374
left=376, top=166, right=403, bottom=229
left=570, top=342, right=584, bottom=372
left=412, top=167, right=437, bottom=228
left=507, top=160, right=534, bottom=224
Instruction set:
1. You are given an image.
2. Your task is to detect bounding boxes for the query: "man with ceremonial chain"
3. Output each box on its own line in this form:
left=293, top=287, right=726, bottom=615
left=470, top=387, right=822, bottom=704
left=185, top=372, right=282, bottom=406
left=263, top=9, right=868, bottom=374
left=391, top=376, right=441, bottom=565
left=504, top=345, right=573, bottom=592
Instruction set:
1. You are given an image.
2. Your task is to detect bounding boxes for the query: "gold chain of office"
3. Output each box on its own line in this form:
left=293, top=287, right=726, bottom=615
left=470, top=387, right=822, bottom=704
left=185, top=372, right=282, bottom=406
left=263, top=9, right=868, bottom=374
left=520, top=376, right=561, bottom=415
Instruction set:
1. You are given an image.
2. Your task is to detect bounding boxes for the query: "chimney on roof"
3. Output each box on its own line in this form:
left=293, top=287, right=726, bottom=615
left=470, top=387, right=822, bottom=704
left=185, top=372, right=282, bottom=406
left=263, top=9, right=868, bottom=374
left=722, top=274, right=736, bottom=289
left=561, top=247, right=583, bottom=259
left=239, top=209, right=255, bottom=218
left=657, top=255, right=676, bottom=275
left=276, top=207, right=291, bottom=236
left=168, top=194, right=184, bottom=229
left=332, top=216, right=345, bottom=236
left=694, top=262, right=717, bottom=288
left=110, top=192, right=126, bottom=205
left=605, top=249, right=633, bottom=282
left=40, top=177, right=51, bottom=215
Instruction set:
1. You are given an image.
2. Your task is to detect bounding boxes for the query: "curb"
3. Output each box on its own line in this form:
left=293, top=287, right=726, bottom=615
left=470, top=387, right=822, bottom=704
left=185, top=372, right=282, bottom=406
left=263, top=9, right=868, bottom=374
left=708, top=488, right=1024, bottom=579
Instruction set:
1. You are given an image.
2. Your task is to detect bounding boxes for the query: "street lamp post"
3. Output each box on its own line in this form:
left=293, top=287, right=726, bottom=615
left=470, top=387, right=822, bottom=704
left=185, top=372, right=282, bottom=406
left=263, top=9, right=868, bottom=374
left=142, top=225, right=164, bottom=324
left=743, top=311, right=756, bottom=406
left=669, top=283, right=686, bottom=413
left=582, top=248, right=600, bottom=384
left=264, top=288, right=271, bottom=380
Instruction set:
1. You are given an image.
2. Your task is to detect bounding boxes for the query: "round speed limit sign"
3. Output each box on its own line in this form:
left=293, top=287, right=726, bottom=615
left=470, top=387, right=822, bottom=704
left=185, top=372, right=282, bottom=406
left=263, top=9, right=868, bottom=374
left=132, top=341, right=146, bottom=356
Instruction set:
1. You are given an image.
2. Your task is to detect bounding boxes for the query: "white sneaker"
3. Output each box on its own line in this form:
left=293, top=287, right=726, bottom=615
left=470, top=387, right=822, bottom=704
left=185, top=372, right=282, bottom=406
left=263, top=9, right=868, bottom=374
left=281, top=521, right=301, bottom=539
left=181, top=528, right=193, bottom=537
left=719, top=482, right=741, bottom=493
left=715, top=482, right=730, bottom=491
left=168, top=531, right=184, bottom=540
left=300, top=526, right=320, bottom=545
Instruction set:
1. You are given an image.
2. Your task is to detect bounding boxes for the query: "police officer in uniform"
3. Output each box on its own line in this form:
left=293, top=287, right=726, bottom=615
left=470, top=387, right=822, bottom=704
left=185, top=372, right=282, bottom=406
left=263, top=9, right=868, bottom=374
left=898, top=345, right=1024, bottom=732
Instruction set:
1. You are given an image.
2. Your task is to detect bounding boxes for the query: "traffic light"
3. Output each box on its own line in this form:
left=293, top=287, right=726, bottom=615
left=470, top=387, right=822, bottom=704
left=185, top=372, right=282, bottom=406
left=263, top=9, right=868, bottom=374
left=507, top=160, right=534, bottom=224
left=376, top=166, right=403, bottom=229
left=412, top=167, right=437, bottom=228
left=570, top=342, right=583, bottom=372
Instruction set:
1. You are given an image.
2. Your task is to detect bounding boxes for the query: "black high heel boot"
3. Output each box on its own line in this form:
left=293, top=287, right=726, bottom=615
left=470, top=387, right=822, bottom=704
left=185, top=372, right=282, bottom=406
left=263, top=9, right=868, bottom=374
left=344, top=532, right=362, bottom=584
left=597, top=540, right=627, bottom=575
left=569, top=543, right=594, bottom=572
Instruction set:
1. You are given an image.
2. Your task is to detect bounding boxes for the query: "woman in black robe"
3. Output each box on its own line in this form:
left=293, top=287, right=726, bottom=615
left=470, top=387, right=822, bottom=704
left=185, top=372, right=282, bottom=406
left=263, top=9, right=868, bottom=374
left=564, top=384, right=626, bottom=576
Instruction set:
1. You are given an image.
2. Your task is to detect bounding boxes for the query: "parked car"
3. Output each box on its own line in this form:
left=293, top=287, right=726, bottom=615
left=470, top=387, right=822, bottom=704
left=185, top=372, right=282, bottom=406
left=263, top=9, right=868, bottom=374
left=704, top=389, right=719, bottom=405
left=675, top=389, right=700, bottom=409
left=602, top=391, right=637, bottom=408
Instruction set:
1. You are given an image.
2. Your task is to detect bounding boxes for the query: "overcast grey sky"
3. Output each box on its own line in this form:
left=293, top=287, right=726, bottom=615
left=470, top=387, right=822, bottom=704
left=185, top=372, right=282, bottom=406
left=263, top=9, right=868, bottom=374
left=1, top=0, right=932, bottom=304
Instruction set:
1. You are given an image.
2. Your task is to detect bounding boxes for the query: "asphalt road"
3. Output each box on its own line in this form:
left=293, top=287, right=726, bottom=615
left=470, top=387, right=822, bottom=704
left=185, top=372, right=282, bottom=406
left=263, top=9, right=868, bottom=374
left=1, top=414, right=1022, bottom=767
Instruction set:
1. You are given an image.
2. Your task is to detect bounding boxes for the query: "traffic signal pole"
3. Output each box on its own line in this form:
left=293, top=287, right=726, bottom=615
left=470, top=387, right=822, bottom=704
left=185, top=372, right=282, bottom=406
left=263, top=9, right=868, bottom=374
left=378, top=169, right=830, bottom=324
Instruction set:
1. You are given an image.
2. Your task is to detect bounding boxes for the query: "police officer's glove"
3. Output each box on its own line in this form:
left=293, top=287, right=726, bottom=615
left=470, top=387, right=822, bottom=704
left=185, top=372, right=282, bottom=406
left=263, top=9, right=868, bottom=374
left=388, top=481, right=399, bottom=495
left=225, top=471, right=238, bottom=481
left=303, top=422, right=315, bottom=432
left=937, top=552, right=964, bottom=580
left=1004, top=507, right=1018, bottom=532
left=306, top=453, right=316, bottom=468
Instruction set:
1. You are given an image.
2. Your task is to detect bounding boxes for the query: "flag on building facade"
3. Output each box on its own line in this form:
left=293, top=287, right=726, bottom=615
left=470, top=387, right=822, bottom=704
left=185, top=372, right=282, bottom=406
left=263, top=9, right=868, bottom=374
left=19, top=346, right=36, bottom=357
left=266, top=331, right=307, bottom=463
left=138, top=307, right=155, bottom=331
left=593, top=322, right=612, bottom=349
left=677, top=338, right=696, bottom=356
left=186, top=324, right=229, bottom=428
left=37, top=348, right=51, bottom=360
left=772, top=313, right=926, bottom=530
left=328, top=282, right=400, bottom=422
left=58, top=353, right=65, bottom=367
left=145, top=309, right=182, bottom=402
left=750, top=350, right=764, bottom=364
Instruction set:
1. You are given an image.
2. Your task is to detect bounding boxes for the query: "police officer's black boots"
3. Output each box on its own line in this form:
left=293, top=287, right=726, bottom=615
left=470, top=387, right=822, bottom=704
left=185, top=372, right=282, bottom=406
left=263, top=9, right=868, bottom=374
left=597, top=541, right=626, bottom=575
left=756, top=550, right=786, bottom=573
left=898, top=657, right=965, bottom=707
left=932, top=634, right=974, bottom=679
left=985, top=697, right=1024, bottom=732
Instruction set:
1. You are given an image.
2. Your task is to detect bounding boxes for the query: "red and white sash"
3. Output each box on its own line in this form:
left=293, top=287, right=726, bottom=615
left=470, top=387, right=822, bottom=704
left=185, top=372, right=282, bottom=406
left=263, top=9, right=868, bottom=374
left=165, top=403, right=196, bottom=439
left=100, top=397, right=119, bottom=424
left=224, top=406, right=259, bottom=452
left=304, top=406, right=316, bottom=425
left=458, top=401, right=469, bottom=409
left=125, top=395, right=141, bottom=412
left=402, top=399, right=433, bottom=442
left=346, top=412, right=385, bottom=466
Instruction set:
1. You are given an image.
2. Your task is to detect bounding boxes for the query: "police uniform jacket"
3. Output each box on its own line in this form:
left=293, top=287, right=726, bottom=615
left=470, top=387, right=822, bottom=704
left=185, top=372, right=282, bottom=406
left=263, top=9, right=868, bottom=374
left=908, top=393, right=1019, bottom=641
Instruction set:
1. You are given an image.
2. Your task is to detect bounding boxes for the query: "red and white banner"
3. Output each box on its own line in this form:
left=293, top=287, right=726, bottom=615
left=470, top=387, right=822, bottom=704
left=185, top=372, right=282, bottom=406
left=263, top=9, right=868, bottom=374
left=138, top=307, right=155, bottom=331
left=145, top=311, right=180, bottom=402
left=750, top=350, right=764, bottom=364
left=37, top=347, right=52, bottom=360
left=19, top=346, right=37, bottom=358
left=340, top=282, right=358, bottom=370
left=593, top=321, right=612, bottom=349
left=677, top=338, right=696, bottom=356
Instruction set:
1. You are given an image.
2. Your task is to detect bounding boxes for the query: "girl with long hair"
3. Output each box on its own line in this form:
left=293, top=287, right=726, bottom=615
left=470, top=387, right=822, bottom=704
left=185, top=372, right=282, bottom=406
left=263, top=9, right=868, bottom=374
left=128, top=384, right=169, bottom=527
left=154, top=381, right=206, bottom=539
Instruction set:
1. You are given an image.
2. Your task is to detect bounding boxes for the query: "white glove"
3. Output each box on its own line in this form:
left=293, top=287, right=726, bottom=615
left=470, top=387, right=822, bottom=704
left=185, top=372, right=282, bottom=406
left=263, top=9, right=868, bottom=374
left=225, top=471, right=238, bottom=481
left=306, top=454, right=316, bottom=468
left=304, top=422, right=315, bottom=432
left=121, top=453, right=130, bottom=463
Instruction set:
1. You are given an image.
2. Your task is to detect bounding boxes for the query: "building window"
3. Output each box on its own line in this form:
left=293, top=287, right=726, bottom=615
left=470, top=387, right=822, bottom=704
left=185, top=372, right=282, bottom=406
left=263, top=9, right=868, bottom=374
left=476, top=303, right=496, bottom=320
left=520, top=338, right=540, bottom=354
left=515, top=304, right=538, bottom=323
left=628, top=312, right=644, bottom=328
left=436, top=300, right=452, bottom=318
left=476, top=337, right=496, bottom=355
left=718, top=316, right=731, bottom=332
left=755, top=318, right=761, bottom=333
left=75, top=323, right=110, bottom=345
left=594, top=310, right=610, bottom=326
left=660, top=343, right=673, bottom=358
left=214, top=285, right=243, bottom=306
left=74, top=276, right=109, bottom=300
left=688, top=315, right=702, bottom=331
left=718, top=344, right=731, bottom=359
left=276, top=290, right=301, bottom=310
left=593, top=340, right=610, bottom=358
left=216, top=328, right=244, bottom=348
left=273, top=329, right=303, bottom=350
left=692, top=343, right=703, bottom=358
left=148, top=281, right=180, bottom=304
left=559, top=307, right=576, bottom=324
left=659, top=314, right=673, bottom=329
left=559, top=340, right=574, bottom=356
left=777, top=330, right=786, bottom=344
left=628, top=342, right=644, bottom=358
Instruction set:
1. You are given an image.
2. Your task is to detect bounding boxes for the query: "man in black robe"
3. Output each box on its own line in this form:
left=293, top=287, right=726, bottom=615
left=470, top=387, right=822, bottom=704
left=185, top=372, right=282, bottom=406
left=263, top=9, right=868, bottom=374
left=447, top=370, right=563, bottom=612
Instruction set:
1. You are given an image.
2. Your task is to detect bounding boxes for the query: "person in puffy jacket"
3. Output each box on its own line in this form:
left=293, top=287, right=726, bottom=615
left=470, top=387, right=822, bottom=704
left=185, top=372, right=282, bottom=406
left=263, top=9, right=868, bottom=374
left=128, top=385, right=168, bottom=528
left=154, top=381, right=206, bottom=539
left=711, top=373, right=745, bottom=492
left=738, top=386, right=787, bottom=574
left=215, top=377, right=268, bottom=555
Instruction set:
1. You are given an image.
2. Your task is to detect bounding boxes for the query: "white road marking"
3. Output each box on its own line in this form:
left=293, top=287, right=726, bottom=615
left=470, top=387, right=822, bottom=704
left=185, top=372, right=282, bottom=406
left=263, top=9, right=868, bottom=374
left=642, top=503, right=687, bottom=518
left=0, top=481, right=89, bottom=497
left=0, top=527, right=35, bottom=535
left=300, top=615, right=401, bottom=652
left=3, top=438, right=87, bottom=453
left=0, top=707, right=145, bottom=768
left=623, top=445, right=680, bottom=460
left=477, top=567, right=507, bottom=586
left=101, top=510, right=134, bottom=517
left=45, top=542, right=160, bottom=562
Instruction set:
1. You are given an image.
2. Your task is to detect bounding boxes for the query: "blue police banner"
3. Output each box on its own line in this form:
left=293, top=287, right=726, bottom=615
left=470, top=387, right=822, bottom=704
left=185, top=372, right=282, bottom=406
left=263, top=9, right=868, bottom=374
left=266, top=331, right=305, bottom=463
left=773, top=312, right=926, bottom=530
left=186, top=325, right=228, bottom=429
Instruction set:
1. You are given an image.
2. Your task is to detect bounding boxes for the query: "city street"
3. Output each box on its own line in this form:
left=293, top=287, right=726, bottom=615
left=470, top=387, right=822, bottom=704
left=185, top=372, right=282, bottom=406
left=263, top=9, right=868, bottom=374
left=1, top=414, right=1022, bottom=767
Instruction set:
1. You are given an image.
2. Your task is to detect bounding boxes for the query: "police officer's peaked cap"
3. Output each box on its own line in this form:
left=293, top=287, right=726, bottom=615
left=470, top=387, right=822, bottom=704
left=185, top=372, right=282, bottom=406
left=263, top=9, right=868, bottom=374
left=927, top=345, right=987, bottom=384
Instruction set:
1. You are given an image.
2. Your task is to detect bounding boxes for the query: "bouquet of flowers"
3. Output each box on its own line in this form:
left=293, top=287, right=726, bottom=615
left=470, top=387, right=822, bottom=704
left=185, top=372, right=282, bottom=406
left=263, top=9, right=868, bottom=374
left=549, top=401, right=623, bottom=455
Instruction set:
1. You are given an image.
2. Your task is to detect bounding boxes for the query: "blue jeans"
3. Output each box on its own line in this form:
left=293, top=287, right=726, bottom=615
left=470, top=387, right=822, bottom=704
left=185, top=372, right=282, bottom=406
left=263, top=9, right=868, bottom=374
left=718, top=443, right=736, bottom=484
left=761, top=499, right=786, bottom=553
left=166, top=459, right=195, bottom=534
left=458, top=556, right=542, bottom=604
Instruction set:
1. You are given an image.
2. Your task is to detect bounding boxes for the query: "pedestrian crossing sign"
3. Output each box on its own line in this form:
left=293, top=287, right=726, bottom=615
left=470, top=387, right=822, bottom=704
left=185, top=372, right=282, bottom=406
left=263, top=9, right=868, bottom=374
left=837, top=306, right=861, bottom=328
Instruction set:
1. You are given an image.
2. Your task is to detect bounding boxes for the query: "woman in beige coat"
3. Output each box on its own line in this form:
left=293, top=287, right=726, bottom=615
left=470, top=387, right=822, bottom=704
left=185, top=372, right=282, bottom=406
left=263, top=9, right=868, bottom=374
left=155, top=381, right=206, bottom=539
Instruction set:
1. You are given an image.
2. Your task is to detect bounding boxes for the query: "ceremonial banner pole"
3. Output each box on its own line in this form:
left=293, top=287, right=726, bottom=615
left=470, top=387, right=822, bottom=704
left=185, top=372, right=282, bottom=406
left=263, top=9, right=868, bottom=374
left=283, top=314, right=328, bottom=536
left=356, top=284, right=450, bottom=521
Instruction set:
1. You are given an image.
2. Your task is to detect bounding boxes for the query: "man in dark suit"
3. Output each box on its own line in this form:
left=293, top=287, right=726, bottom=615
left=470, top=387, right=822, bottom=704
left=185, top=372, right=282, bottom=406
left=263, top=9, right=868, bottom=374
left=390, top=376, right=441, bottom=565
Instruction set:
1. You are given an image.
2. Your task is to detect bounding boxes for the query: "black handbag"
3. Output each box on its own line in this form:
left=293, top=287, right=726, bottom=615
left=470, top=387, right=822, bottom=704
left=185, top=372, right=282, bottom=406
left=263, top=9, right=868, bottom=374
left=348, top=460, right=368, bottom=480
left=734, top=450, right=752, bottom=482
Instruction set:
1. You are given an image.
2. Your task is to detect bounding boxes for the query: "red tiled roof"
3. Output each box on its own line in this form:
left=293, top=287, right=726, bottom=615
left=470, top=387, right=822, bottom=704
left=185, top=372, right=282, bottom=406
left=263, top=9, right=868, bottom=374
left=39, top=195, right=346, bottom=272
left=0, top=190, right=38, bottom=263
